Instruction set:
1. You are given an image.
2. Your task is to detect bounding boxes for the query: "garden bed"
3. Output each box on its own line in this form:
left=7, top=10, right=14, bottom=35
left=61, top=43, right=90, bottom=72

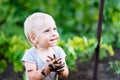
left=68, top=49, right=120, bottom=80
left=0, top=49, right=120, bottom=80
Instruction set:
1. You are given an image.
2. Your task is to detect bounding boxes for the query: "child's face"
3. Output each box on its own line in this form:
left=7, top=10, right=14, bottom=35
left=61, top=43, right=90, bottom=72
left=32, top=18, right=59, bottom=48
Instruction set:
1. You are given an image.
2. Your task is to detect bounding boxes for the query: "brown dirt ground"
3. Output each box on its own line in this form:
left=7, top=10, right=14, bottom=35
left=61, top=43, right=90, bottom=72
left=0, top=49, right=120, bottom=80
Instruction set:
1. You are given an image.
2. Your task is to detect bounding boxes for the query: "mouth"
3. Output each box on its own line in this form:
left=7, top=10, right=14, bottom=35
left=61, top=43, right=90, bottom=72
left=50, top=37, right=58, bottom=41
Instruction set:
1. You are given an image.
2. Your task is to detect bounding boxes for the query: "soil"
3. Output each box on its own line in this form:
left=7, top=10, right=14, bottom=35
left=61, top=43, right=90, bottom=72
left=0, top=49, right=120, bottom=80
left=67, top=49, right=120, bottom=80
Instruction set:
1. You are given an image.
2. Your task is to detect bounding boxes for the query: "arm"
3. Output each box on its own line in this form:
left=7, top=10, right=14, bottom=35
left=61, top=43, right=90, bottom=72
left=24, top=62, right=51, bottom=80
left=47, top=54, right=69, bottom=78
left=57, top=58, right=69, bottom=78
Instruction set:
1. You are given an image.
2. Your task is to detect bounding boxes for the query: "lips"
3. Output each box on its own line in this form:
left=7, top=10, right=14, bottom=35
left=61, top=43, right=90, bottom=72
left=50, top=38, right=58, bottom=41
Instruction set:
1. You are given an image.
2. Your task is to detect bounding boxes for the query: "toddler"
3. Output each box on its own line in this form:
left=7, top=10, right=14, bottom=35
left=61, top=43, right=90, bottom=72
left=21, top=12, right=69, bottom=80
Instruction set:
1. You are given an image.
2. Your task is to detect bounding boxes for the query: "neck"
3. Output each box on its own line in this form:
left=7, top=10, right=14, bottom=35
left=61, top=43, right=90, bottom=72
left=35, top=46, right=51, bottom=52
left=35, top=47, right=53, bottom=55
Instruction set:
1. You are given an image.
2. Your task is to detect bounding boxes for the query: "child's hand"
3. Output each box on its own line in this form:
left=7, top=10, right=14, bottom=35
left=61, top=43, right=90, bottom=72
left=46, top=54, right=65, bottom=72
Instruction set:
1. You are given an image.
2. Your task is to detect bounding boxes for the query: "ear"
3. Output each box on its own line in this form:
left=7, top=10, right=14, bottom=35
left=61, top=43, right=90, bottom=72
left=28, top=34, right=37, bottom=44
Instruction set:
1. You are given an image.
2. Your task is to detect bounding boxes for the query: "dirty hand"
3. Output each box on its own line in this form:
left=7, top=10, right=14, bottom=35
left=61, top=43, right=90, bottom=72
left=46, top=54, right=65, bottom=72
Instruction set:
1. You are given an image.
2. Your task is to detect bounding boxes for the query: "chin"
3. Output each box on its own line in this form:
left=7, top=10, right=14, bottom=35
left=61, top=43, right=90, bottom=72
left=50, top=44, right=56, bottom=47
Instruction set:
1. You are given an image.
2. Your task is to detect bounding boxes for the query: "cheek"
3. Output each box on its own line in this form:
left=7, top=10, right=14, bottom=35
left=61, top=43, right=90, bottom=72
left=40, top=36, right=49, bottom=42
left=38, top=38, right=48, bottom=45
left=57, top=33, right=59, bottom=38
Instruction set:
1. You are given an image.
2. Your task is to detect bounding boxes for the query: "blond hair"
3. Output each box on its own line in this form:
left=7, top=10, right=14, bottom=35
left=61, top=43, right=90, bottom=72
left=24, top=12, right=55, bottom=43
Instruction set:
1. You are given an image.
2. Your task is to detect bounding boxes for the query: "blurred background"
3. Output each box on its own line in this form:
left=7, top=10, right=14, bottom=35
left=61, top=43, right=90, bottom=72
left=0, top=0, right=120, bottom=80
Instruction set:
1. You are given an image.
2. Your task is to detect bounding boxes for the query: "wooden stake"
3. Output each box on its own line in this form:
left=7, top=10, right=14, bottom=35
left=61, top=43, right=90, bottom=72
left=93, top=0, right=104, bottom=80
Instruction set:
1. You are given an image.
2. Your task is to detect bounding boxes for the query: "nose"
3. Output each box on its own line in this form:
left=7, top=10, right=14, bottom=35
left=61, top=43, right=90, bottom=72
left=50, top=30, right=58, bottom=37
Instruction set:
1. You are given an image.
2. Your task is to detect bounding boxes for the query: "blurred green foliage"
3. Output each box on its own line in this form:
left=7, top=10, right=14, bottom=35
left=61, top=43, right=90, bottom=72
left=0, top=0, right=119, bottom=78
left=109, top=61, right=120, bottom=75
left=0, top=32, right=30, bottom=74
left=58, top=36, right=114, bottom=71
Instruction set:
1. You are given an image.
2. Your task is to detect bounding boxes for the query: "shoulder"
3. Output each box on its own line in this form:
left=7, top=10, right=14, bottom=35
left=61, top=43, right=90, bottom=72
left=24, top=47, right=36, bottom=57
left=53, top=46, right=63, bottom=51
left=21, top=47, right=37, bottom=63
left=53, top=46, right=66, bottom=58
left=26, top=47, right=36, bottom=54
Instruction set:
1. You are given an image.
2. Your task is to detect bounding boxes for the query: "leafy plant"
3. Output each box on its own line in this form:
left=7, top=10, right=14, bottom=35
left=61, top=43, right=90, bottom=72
left=0, top=32, right=30, bottom=74
left=109, top=61, right=120, bottom=75
left=0, top=60, right=7, bottom=74
left=0, top=0, right=120, bottom=48
left=58, top=36, right=114, bottom=71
